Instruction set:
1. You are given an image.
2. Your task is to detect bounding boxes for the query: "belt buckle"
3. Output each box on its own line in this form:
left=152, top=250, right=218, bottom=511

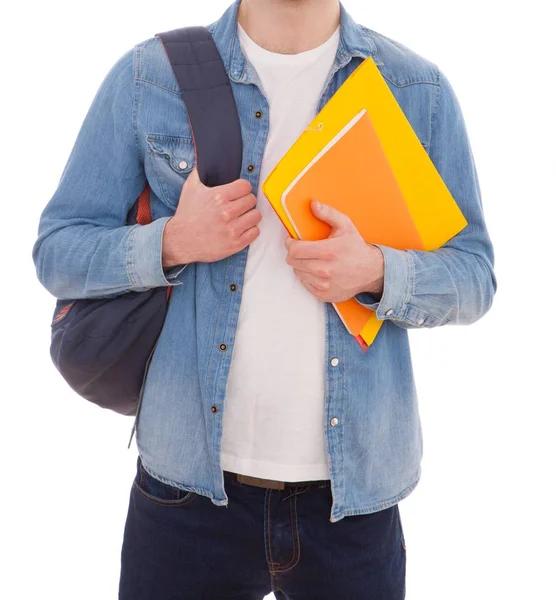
left=236, top=473, right=285, bottom=490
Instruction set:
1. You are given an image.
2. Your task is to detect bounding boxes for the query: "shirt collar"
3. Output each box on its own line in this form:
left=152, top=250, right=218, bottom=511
left=207, top=0, right=379, bottom=84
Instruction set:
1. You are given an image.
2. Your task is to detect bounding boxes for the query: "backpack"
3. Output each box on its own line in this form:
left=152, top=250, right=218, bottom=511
left=49, top=26, right=243, bottom=420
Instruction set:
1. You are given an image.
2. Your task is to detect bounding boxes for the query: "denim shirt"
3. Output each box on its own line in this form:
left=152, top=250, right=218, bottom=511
left=32, top=0, right=496, bottom=522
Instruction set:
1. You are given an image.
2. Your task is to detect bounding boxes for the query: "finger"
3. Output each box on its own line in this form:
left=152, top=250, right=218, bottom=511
left=294, top=269, right=331, bottom=291
left=299, top=278, right=327, bottom=300
left=186, top=165, right=202, bottom=186
left=222, top=193, right=257, bottom=221
left=289, top=258, right=330, bottom=278
left=285, top=238, right=335, bottom=260
left=236, top=224, right=260, bottom=249
left=232, top=207, right=262, bottom=236
left=215, top=177, right=253, bottom=203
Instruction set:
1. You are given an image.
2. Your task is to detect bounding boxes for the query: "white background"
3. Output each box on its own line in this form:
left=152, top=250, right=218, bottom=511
left=2, top=0, right=555, bottom=598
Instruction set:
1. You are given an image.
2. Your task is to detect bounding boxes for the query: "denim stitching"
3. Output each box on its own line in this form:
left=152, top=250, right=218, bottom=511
left=360, top=28, right=439, bottom=88
left=133, top=461, right=197, bottom=507
left=331, top=471, right=420, bottom=522
left=276, top=493, right=297, bottom=571
left=274, top=493, right=301, bottom=573
left=132, top=45, right=142, bottom=159
left=266, top=489, right=280, bottom=571
left=398, top=250, right=414, bottom=322
left=382, top=75, right=439, bottom=88
left=408, top=250, right=416, bottom=312
left=134, top=41, right=141, bottom=81
left=126, top=226, right=139, bottom=287
left=132, top=479, right=197, bottom=507
left=429, top=65, right=443, bottom=156
left=138, top=458, right=217, bottom=499
left=146, top=149, right=174, bottom=210
left=146, top=134, right=194, bottom=144
left=146, top=137, right=195, bottom=175
left=136, top=77, right=182, bottom=95
left=134, top=38, right=183, bottom=94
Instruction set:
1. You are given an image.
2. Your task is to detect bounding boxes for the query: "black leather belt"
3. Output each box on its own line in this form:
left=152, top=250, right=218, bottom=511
left=223, top=470, right=330, bottom=491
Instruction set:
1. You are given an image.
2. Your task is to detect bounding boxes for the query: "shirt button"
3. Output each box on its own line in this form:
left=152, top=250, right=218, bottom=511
left=229, top=284, right=237, bottom=292
left=330, top=357, right=339, bottom=367
left=247, top=164, right=255, bottom=172
left=211, top=405, right=218, bottom=414
left=178, top=160, right=188, bottom=169
left=219, top=343, right=227, bottom=351
left=330, top=417, right=339, bottom=427
left=417, top=316, right=425, bottom=325
left=385, top=309, right=394, bottom=316
left=255, top=110, right=263, bottom=119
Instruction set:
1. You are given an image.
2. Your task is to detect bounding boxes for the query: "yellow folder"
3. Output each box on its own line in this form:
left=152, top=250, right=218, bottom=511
left=262, top=57, right=468, bottom=347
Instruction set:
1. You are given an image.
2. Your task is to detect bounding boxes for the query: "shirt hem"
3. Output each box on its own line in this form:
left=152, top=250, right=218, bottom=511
left=329, top=466, right=421, bottom=523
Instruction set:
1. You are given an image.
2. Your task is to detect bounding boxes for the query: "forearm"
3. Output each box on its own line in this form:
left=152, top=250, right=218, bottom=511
left=33, top=217, right=185, bottom=299
left=355, top=65, right=497, bottom=329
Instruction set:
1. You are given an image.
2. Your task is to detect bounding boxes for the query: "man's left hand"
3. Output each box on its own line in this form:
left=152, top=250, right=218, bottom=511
left=285, top=199, right=385, bottom=303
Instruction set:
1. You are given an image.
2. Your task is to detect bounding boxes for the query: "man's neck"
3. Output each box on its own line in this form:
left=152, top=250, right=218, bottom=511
left=237, top=0, right=340, bottom=55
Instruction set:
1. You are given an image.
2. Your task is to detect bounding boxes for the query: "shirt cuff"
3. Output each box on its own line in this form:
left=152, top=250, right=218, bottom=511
left=127, top=217, right=187, bottom=288
left=354, top=244, right=413, bottom=321
left=163, top=264, right=188, bottom=280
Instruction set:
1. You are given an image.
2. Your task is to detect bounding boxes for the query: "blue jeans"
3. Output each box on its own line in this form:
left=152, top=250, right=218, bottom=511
left=119, top=456, right=407, bottom=599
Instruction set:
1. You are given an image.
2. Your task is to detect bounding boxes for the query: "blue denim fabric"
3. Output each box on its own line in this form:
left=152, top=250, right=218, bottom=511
left=32, top=0, right=496, bottom=523
left=119, top=456, right=406, bottom=599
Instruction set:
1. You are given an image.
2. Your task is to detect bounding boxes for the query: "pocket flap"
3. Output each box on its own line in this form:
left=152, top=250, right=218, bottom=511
left=146, top=135, right=195, bottom=174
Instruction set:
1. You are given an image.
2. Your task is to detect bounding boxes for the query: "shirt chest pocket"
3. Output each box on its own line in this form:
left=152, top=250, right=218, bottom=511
left=145, top=135, right=196, bottom=210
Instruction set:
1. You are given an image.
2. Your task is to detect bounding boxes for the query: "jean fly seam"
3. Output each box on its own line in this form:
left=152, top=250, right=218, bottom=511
left=274, top=493, right=301, bottom=573
left=266, top=489, right=279, bottom=570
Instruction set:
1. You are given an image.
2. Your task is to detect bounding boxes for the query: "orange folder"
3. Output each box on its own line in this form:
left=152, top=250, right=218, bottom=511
left=282, top=109, right=425, bottom=249
left=281, top=109, right=425, bottom=341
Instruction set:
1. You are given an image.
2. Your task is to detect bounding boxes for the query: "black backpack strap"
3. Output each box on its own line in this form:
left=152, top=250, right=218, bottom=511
left=156, top=26, right=243, bottom=188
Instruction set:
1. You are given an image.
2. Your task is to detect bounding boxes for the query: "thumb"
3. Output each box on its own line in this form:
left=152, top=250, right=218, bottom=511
left=310, top=199, right=351, bottom=234
left=176, top=165, right=203, bottom=213
left=186, top=165, right=204, bottom=188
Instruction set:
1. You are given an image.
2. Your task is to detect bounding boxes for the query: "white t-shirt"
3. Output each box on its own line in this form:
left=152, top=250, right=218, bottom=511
left=220, top=22, right=340, bottom=481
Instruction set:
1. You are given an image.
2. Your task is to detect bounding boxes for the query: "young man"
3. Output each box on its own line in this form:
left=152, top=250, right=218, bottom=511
left=32, top=0, right=496, bottom=597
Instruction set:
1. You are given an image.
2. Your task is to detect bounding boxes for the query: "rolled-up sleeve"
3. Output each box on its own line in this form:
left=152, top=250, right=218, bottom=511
left=355, top=66, right=496, bottom=328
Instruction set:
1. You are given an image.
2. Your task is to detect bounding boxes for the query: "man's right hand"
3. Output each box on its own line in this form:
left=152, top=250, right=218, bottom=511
left=161, top=167, right=262, bottom=267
